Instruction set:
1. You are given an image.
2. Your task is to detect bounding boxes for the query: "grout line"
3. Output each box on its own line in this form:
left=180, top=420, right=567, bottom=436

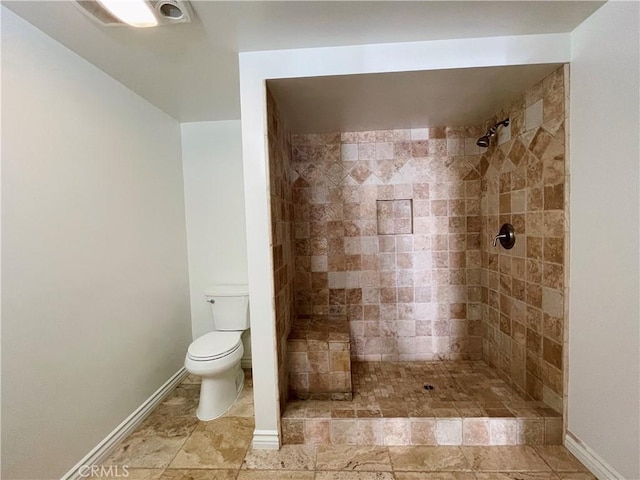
left=161, top=425, right=196, bottom=471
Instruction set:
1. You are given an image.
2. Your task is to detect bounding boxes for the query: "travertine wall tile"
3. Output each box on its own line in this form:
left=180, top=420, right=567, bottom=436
left=480, top=66, right=567, bottom=415
left=290, top=128, right=484, bottom=360
left=267, top=89, right=296, bottom=412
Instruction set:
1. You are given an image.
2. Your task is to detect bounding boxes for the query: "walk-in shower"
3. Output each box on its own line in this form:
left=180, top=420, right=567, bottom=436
left=267, top=64, right=569, bottom=447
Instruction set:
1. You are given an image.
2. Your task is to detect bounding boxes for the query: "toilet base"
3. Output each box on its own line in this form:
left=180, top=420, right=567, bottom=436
left=196, top=361, right=245, bottom=421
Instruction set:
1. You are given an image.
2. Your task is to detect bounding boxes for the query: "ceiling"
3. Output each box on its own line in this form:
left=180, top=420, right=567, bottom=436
left=268, top=64, right=563, bottom=133
left=3, top=1, right=605, bottom=122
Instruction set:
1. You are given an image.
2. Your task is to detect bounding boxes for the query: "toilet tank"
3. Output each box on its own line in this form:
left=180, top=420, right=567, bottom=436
left=204, top=285, right=250, bottom=331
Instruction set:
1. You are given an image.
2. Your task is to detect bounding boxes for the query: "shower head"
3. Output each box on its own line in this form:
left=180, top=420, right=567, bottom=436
left=476, top=136, right=490, bottom=148
left=476, top=118, right=510, bottom=148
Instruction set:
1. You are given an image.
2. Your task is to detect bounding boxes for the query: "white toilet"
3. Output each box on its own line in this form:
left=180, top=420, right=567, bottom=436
left=185, top=285, right=250, bottom=421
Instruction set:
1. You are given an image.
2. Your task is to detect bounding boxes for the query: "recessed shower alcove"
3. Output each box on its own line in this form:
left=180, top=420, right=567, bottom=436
left=264, top=63, right=569, bottom=446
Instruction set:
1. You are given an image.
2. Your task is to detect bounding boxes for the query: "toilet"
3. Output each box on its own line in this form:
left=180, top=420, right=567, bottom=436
left=185, top=284, right=250, bottom=421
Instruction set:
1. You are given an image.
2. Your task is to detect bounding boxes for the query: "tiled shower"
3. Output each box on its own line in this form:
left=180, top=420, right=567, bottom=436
left=290, top=127, right=484, bottom=362
left=267, top=65, right=568, bottom=446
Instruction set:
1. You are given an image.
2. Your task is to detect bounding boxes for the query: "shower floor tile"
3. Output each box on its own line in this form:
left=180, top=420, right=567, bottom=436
left=282, top=360, right=562, bottom=446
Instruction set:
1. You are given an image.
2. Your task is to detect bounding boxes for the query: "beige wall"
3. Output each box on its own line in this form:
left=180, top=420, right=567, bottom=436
left=569, top=2, right=640, bottom=478
left=1, top=8, right=191, bottom=478
left=480, top=66, right=567, bottom=413
left=180, top=121, right=250, bottom=360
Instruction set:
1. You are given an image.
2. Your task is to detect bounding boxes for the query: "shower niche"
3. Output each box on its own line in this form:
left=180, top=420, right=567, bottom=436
left=265, top=63, right=569, bottom=446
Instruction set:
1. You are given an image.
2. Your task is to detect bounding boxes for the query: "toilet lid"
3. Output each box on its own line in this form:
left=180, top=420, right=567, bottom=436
left=188, top=331, right=242, bottom=361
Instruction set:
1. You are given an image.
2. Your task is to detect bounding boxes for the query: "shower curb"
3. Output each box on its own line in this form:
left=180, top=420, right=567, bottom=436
left=282, top=414, right=563, bottom=446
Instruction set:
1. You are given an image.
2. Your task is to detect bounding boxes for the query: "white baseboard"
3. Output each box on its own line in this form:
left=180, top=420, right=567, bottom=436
left=62, top=367, right=188, bottom=480
left=565, top=431, right=625, bottom=480
left=241, top=356, right=252, bottom=370
left=252, top=429, right=280, bottom=450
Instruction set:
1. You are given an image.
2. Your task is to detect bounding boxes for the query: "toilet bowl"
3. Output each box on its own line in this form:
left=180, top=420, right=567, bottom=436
left=185, top=331, right=245, bottom=420
left=184, top=285, right=250, bottom=421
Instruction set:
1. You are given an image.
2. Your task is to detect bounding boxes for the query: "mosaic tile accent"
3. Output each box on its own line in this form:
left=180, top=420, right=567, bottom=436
left=479, top=66, right=567, bottom=414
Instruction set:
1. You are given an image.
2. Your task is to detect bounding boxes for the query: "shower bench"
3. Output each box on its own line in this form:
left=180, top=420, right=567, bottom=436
left=286, top=315, right=352, bottom=401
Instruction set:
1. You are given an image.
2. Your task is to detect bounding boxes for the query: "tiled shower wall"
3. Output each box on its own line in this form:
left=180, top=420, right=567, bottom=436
left=479, top=66, right=568, bottom=413
left=266, top=90, right=296, bottom=411
left=290, top=129, right=486, bottom=361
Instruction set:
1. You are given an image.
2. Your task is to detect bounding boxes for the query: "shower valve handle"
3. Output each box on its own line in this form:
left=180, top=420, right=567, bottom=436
left=493, top=234, right=508, bottom=247
left=493, top=223, right=516, bottom=249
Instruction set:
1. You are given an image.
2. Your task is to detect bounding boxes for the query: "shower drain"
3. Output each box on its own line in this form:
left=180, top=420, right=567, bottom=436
left=423, top=384, right=435, bottom=390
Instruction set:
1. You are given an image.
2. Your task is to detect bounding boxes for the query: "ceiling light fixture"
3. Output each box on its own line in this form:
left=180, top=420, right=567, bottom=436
left=96, top=0, right=158, bottom=28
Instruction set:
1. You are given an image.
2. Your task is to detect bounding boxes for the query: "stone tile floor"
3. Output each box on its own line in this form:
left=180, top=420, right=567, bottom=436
left=282, top=361, right=562, bottom=446
left=309, top=361, right=560, bottom=416
left=102, top=371, right=594, bottom=480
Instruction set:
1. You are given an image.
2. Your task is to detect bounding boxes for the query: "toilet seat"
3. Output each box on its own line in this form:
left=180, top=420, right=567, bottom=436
left=187, top=331, right=242, bottom=362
